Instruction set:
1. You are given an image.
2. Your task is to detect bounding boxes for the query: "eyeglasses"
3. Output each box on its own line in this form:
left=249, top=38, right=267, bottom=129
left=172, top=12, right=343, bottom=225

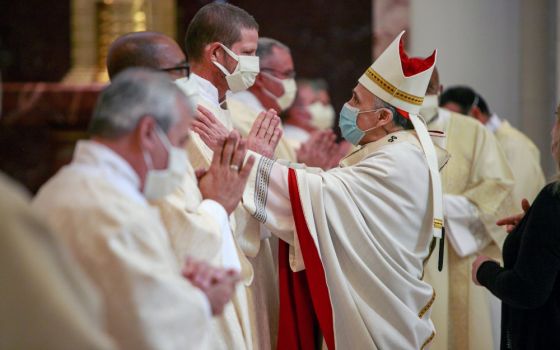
left=261, top=67, right=296, bottom=79
left=159, top=63, right=190, bottom=77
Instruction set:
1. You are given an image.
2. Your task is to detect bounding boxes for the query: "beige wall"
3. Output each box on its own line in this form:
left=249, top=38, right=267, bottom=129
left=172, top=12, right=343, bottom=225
left=409, top=0, right=557, bottom=177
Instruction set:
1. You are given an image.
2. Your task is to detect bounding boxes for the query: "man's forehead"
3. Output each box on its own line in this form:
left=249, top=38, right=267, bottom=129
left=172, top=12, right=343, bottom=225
left=265, top=46, right=293, bottom=68
left=235, top=28, right=258, bottom=47
left=354, top=83, right=374, bottom=100
left=155, top=40, right=186, bottom=58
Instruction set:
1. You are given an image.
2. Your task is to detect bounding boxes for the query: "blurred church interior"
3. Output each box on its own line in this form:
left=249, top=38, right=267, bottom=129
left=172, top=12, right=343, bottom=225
left=0, top=0, right=557, bottom=192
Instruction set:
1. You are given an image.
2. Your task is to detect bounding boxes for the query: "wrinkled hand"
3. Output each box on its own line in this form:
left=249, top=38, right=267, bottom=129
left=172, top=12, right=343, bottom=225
left=297, top=130, right=350, bottom=169
left=247, top=109, right=282, bottom=158
left=331, top=140, right=353, bottom=167
left=198, top=130, right=255, bottom=214
left=496, top=198, right=530, bottom=233
left=297, top=130, right=337, bottom=169
left=192, top=105, right=230, bottom=153
left=471, top=255, right=497, bottom=286
left=182, top=257, right=240, bottom=315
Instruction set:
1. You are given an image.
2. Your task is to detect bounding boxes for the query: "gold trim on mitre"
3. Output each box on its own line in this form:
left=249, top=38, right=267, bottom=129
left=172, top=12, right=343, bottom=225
left=364, top=67, right=424, bottom=105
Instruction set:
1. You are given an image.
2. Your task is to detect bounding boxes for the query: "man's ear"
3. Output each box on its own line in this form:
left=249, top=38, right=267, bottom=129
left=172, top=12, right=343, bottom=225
left=136, top=116, right=158, bottom=151
left=470, top=106, right=486, bottom=124
left=205, top=42, right=223, bottom=63
left=377, top=108, right=394, bottom=127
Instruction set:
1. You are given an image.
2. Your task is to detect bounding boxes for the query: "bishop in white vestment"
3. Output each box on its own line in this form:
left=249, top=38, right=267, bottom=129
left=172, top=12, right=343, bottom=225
left=238, top=31, right=445, bottom=349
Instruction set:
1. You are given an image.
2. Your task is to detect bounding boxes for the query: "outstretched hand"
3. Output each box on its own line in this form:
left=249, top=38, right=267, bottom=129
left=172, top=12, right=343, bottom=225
left=496, top=198, right=530, bottom=233
left=197, top=130, right=255, bottom=214
left=192, top=105, right=230, bottom=153
left=247, top=109, right=283, bottom=158
left=297, top=130, right=337, bottom=169
left=297, top=130, right=350, bottom=170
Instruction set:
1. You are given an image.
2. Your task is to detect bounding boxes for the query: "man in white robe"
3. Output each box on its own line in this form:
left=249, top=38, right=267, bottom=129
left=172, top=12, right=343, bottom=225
left=0, top=172, right=116, bottom=350
left=420, top=69, right=515, bottom=350
left=440, top=86, right=545, bottom=204
left=106, top=32, right=261, bottom=349
left=201, top=31, right=446, bottom=349
left=179, top=4, right=284, bottom=349
left=32, top=69, right=247, bottom=350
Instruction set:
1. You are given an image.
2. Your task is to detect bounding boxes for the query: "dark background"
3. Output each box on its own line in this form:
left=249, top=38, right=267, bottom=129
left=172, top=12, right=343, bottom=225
left=1, top=0, right=372, bottom=111
left=0, top=0, right=372, bottom=192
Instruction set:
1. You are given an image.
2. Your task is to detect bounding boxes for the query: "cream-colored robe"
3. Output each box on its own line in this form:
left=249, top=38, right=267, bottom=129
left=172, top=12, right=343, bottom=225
left=0, top=172, right=116, bottom=350
left=243, top=131, right=439, bottom=349
left=424, top=108, right=515, bottom=350
left=178, top=74, right=275, bottom=350
left=31, top=141, right=212, bottom=350
left=492, top=117, right=545, bottom=203
left=152, top=159, right=249, bottom=350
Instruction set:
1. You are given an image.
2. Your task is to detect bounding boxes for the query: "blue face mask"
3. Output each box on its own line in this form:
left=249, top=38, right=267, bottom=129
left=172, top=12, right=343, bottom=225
left=338, top=103, right=378, bottom=145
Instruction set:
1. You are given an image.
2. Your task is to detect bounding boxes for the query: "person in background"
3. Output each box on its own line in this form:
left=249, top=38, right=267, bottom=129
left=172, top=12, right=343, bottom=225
left=282, top=79, right=318, bottom=145
left=472, top=105, right=560, bottom=350
left=2, top=70, right=113, bottom=349
left=307, top=78, right=336, bottom=131
left=420, top=68, right=515, bottom=350
left=440, top=86, right=545, bottom=204
left=0, top=172, right=116, bottom=350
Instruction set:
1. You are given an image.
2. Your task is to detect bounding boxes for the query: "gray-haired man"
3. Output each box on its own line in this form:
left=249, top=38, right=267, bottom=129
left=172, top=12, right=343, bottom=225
left=32, top=68, right=253, bottom=350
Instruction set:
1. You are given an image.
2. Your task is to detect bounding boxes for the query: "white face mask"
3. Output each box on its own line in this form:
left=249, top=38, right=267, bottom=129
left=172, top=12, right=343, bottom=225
left=261, top=72, right=297, bottom=111
left=212, top=43, right=260, bottom=93
left=143, top=127, right=188, bottom=200
left=308, top=101, right=336, bottom=130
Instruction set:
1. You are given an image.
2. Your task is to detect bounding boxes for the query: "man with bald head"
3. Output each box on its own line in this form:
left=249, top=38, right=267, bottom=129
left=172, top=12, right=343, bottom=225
left=419, top=67, right=515, bottom=350
left=107, top=31, right=189, bottom=80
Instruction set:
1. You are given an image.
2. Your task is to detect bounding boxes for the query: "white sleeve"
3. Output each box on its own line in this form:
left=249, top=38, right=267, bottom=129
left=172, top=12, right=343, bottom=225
left=444, top=194, right=491, bottom=257
left=243, top=151, right=295, bottom=244
left=199, top=199, right=241, bottom=271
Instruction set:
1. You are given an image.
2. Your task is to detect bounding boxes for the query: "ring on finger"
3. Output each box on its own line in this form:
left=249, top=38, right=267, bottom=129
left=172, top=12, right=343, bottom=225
left=230, top=164, right=239, bottom=172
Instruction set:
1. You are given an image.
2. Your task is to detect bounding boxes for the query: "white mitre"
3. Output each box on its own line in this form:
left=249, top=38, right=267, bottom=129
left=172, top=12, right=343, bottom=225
left=358, top=31, right=444, bottom=266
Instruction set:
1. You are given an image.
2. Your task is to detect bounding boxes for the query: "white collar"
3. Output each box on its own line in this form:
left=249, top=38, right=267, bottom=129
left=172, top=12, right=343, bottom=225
left=72, top=140, right=146, bottom=205
left=229, top=90, right=264, bottom=112
left=189, top=72, right=223, bottom=110
left=486, top=113, right=502, bottom=133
